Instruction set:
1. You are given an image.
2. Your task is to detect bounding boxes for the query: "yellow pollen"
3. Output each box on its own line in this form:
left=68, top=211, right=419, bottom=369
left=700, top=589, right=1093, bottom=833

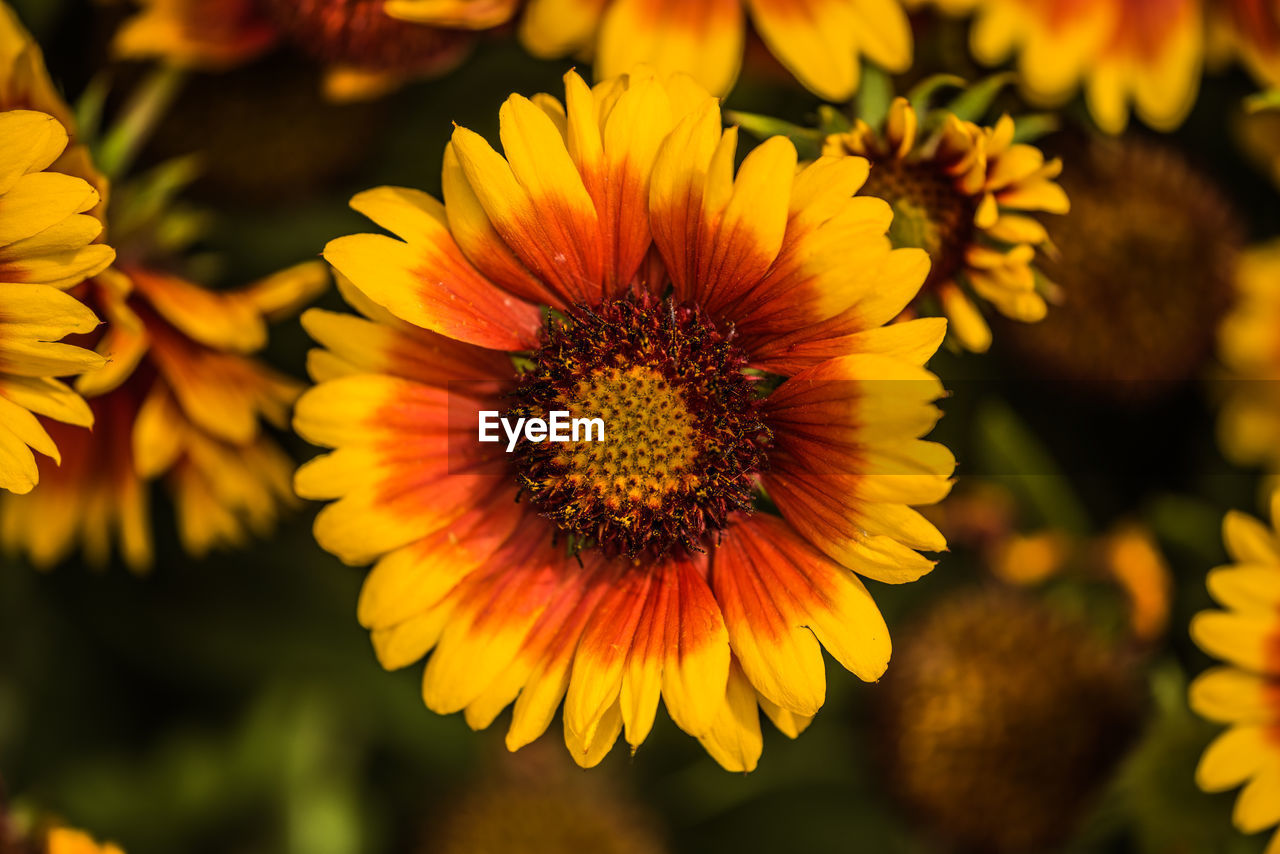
left=551, top=365, right=699, bottom=512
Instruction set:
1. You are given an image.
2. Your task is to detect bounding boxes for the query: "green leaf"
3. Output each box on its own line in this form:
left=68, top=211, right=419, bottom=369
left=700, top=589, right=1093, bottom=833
left=1012, top=112, right=1060, bottom=143
left=946, top=72, right=1017, bottom=123
left=73, top=74, right=111, bottom=147
left=973, top=398, right=1093, bottom=535
left=94, top=67, right=186, bottom=181
left=906, top=73, right=967, bottom=117
left=854, top=63, right=894, bottom=128
left=724, top=110, right=825, bottom=160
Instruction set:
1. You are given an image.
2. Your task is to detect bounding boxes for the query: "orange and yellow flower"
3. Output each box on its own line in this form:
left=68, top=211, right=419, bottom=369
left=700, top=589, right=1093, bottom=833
left=297, top=68, right=954, bottom=770
left=823, top=96, right=1068, bottom=352
left=383, top=0, right=915, bottom=100
left=0, top=6, right=115, bottom=494
left=46, top=827, right=126, bottom=854
left=114, top=0, right=504, bottom=101
left=1190, top=490, right=1280, bottom=854
left=0, top=0, right=326, bottom=570
left=1, top=262, right=326, bottom=571
left=930, top=0, right=1204, bottom=133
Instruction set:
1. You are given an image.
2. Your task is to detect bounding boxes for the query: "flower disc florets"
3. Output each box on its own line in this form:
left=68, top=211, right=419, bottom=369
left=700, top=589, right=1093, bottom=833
left=860, top=159, right=978, bottom=290
left=512, top=295, right=770, bottom=560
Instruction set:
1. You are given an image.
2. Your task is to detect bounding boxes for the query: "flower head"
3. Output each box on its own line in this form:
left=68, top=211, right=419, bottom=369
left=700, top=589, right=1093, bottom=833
left=385, top=0, right=913, bottom=101
left=1004, top=137, right=1241, bottom=396
left=299, top=69, right=954, bottom=770
left=1189, top=490, right=1280, bottom=854
left=114, top=0, right=497, bottom=100
left=824, top=93, right=1068, bottom=352
left=936, top=0, right=1204, bottom=133
left=876, top=589, right=1144, bottom=852
left=0, top=1, right=328, bottom=570
left=1, top=262, right=327, bottom=571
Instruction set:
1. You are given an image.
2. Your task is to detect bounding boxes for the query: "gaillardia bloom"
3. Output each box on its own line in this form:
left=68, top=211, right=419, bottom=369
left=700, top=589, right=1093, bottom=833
left=389, top=0, right=912, bottom=100
left=933, top=0, right=1204, bottom=133
left=1217, top=241, right=1280, bottom=472
left=298, top=69, right=954, bottom=770
left=0, top=0, right=329, bottom=571
left=1190, top=491, right=1280, bottom=854
left=114, top=0, right=505, bottom=100
left=0, top=111, right=114, bottom=494
left=824, top=95, right=1068, bottom=352
left=876, top=589, right=1143, bottom=853
left=0, top=262, right=327, bottom=571
left=1003, top=137, right=1240, bottom=397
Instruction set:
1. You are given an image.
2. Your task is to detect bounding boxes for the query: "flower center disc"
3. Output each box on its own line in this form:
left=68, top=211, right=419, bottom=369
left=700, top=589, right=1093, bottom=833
left=863, top=160, right=975, bottom=289
left=512, top=296, right=770, bottom=560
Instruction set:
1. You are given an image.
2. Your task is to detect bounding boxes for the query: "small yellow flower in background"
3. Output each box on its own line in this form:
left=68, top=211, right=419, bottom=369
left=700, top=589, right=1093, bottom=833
left=922, top=0, right=1204, bottom=133
left=0, top=0, right=328, bottom=570
left=114, top=0, right=506, bottom=100
left=1189, top=491, right=1280, bottom=854
left=0, top=262, right=327, bottom=571
left=0, top=5, right=116, bottom=495
left=46, top=827, right=126, bottom=854
left=823, top=89, right=1068, bottom=352
left=297, top=68, right=954, bottom=770
left=385, top=0, right=914, bottom=100
left=1217, top=241, right=1280, bottom=473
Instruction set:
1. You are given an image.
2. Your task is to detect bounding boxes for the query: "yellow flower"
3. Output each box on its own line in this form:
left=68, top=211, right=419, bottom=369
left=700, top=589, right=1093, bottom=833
left=930, top=0, right=1204, bottom=133
left=114, top=0, right=505, bottom=101
left=386, top=0, right=913, bottom=100
left=824, top=95, right=1068, bottom=352
left=1218, top=241, right=1280, bottom=472
left=297, top=69, right=954, bottom=770
left=1, top=262, right=327, bottom=571
left=0, top=0, right=325, bottom=571
left=0, top=5, right=116, bottom=495
left=1189, top=491, right=1280, bottom=854
left=46, top=827, right=126, bottom=854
